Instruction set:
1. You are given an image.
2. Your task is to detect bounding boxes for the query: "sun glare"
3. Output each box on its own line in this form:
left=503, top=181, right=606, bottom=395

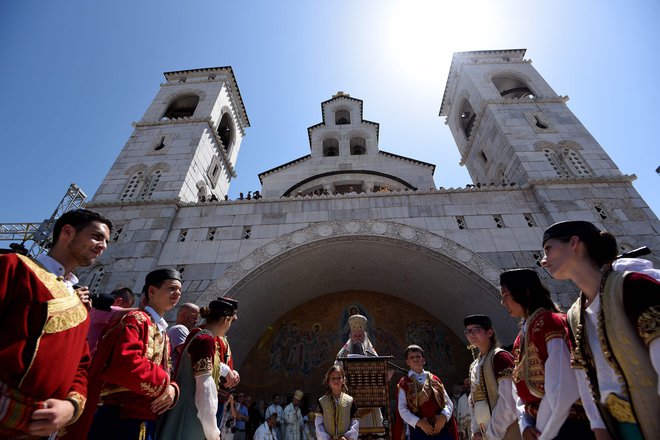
left=385, top=0, right=499, bottom=88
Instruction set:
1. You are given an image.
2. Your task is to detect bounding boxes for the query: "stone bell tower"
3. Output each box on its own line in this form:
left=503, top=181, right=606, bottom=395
left=439, top=49, right=660, bottom=256
left=439, top=49, right=621, bottom=186
left=92, top=67, right=249, bottom=204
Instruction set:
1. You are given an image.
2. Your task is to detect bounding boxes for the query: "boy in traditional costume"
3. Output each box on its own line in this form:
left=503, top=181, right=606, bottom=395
left=65, top=268, right=182, bottom=439
left=0, top=209, right=112, bottom=438
left=395, top=345, right=458, bottom=440
left=463, top=314, right=520, bottom=440
left=315, top=365, right=359, bottom=440
left=541, top=220, right=660, bottom=439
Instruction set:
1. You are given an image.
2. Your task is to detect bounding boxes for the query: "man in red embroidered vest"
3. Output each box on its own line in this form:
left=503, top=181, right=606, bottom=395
left=0, top=209, right=112, bottom=438
left=395, top=345, right=458, bottom=440
left=65, top=268, right=182, bottom=439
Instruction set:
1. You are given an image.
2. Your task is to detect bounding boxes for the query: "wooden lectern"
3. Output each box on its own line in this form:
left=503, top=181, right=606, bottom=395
left=339, top=356, right=393, bottom=440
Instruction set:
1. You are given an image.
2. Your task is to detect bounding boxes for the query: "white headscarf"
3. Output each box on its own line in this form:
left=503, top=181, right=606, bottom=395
left=613, top=258, right=660, bottom=281
left=265, top=406, right=278, bottom=420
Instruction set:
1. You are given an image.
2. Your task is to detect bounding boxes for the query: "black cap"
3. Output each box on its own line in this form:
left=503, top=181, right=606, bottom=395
left=221, top=297, right=238, bottom=311
left=500, top=268, right=539, bottom=287
left=463, top=314, right=492, bottom=329
left=210, top=297, right=238, bottom=316
left=142, top=268, right=182, bottom=293
left=542, top=220, right=600, bottom=245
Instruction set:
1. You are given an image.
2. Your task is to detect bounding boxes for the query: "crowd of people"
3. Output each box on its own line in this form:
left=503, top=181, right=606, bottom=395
left=0, top=207, right=658, bottom=440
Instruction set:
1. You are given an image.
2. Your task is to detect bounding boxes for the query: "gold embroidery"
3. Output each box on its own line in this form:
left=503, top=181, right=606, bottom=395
left=65, top=391, right=86, bottom=425
left=515, top=309, right=553, bottom=399
left=638, top=306, right=660, bottom=346
left=140, top=380, right=165, bottom=397
left=17, top=254, right=71, bottom=299
left=193, top=357, right=213, bottom=376
left=131, top=311, right=148, bottom=325
left=469, top=358, right=488, bottom=403
left=496, top=367, right=513, bottom=381
left=100, top=385, right=130, bottom=397
left=44, top=299, right=87, bottom=333
left=605, top=393, right=636, bottom=424
left=141, top=314, right=165, bottom=365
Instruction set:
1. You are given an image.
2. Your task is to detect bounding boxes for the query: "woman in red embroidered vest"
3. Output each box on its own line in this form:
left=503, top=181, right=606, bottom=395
left=499, top=269, right=600, bottom=440
left=157, top=297, right=239, bottom=440
left=315, top=365, right=359, bottom=440
left=541, top=220, right=660, bottom=440
left=394, top=345, right=458, bottom=440
left=463, top=314, right=521, bottom=440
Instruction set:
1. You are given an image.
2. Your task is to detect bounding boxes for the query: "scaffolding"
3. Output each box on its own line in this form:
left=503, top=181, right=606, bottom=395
left=0, top=183, right=87, bottom=257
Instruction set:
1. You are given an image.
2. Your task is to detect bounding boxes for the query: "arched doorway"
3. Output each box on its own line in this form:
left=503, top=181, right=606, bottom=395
left=198, top=220, right=518, bottom=372
left=236, top=290, right=475, bottom=405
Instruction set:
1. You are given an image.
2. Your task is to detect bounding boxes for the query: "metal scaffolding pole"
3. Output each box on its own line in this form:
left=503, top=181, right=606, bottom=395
left=0, top=183, right=87, bottom=257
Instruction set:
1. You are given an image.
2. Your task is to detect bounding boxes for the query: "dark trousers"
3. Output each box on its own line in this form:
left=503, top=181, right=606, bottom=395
left=87, top=405, right=155, bottom=440
left=410, top=425, right=453, bottom=440
left=553, top=417, right=594, bottom=440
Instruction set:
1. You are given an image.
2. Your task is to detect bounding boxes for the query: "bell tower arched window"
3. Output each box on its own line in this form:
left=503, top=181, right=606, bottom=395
left=543, top=149, right=569, bottom=177
left=121, top=171, right=145, bottom=201
left=139, top=170, right=162, bottom=200
left=350, top=137, right=366, bottom=155
left=323, top=139, right=339, bottom=157
left=561, top=148, right=592, bottom=177
left=162, top=94, right=199, bottom=119
left=459, top=99, right=476, bottom=140
left=492, top=75, right=534, bottom=99
left=335, top=110, right=350, bottom=125
left=217, top=113, right=234, bottom=152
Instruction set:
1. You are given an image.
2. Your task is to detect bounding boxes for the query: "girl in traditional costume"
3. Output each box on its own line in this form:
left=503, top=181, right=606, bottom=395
left=541, top=220, right=660, bottom=440
left=315, top=365, right=359, bottom=440
left=157, top=297, right=238, bottom=440
left=499, top=269, right=600, bottom=440
left=463, top=314, right=521, bottom=440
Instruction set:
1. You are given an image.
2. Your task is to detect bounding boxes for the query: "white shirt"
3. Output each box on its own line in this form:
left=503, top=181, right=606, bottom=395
left=36, top=253, right=78, bottom=292
left=584, top=294, right=625, bottom=403
left=397, top=370, right=453, bottom=428
left=144, top=305, right=168, bottom=333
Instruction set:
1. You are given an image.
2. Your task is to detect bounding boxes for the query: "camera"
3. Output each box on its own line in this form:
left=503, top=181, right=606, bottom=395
left=73, top=285, right=115, bottom=311
left=90, top=293, right=115, bottom=311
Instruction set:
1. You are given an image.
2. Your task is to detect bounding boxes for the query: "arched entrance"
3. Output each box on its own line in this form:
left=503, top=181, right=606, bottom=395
left=198, top=220, right=518, bottom=370
left=236, top=290, right=475, bottom=404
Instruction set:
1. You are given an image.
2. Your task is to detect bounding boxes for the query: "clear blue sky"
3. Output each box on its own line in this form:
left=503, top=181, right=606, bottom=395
left=1, top=0, right=659, bottom=232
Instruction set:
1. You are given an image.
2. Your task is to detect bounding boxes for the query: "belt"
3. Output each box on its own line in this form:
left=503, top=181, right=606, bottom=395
left=524, top=401, right=588, bottom=421
left=0, top=381, right=46, bottom=435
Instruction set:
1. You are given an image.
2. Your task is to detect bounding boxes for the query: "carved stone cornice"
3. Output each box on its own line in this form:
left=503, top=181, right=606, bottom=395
left=200, top=219, right=503, bottom=302
left=527, top=174, right=637, bottom=186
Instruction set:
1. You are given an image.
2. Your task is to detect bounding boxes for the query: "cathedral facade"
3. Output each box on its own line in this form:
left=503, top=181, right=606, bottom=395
left=84, top=49, right=660, bottom=399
